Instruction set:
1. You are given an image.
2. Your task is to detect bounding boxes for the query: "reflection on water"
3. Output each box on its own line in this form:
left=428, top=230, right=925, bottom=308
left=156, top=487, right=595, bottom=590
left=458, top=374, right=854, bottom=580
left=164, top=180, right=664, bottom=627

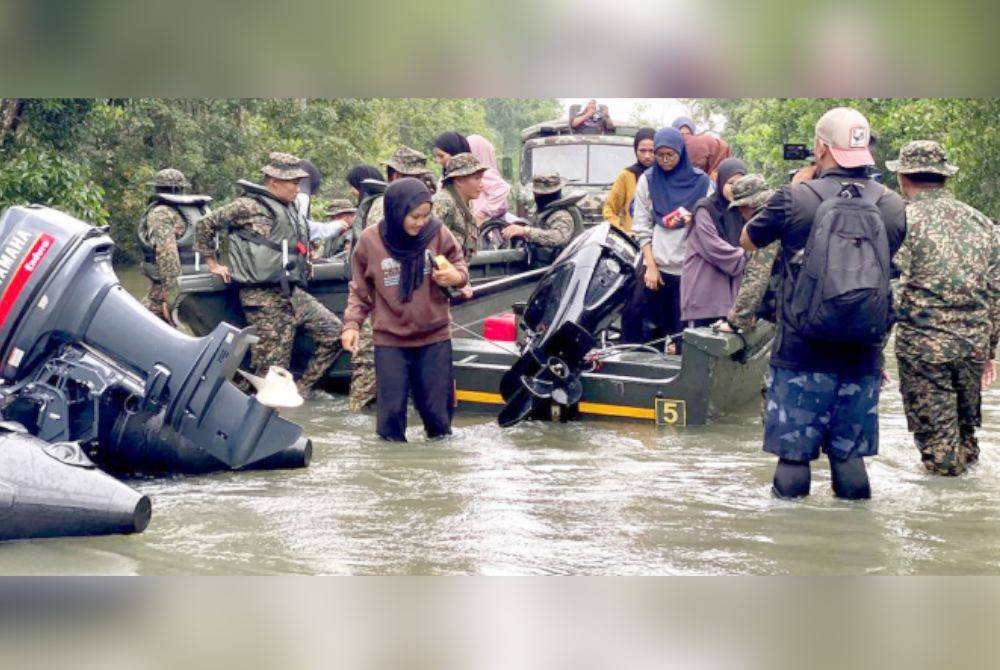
left=0, top=266, right=996, bottom=575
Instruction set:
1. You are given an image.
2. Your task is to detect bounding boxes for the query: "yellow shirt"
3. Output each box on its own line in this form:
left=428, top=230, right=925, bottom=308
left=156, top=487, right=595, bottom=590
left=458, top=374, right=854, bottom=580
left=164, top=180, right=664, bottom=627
left=602, top=168, right=638, bottom=232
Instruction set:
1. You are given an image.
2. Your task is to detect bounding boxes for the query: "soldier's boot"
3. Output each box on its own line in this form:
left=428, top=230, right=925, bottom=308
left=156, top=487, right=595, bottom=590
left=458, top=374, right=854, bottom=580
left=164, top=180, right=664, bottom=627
left=830, top=456, right=871, bottom=500
left=932, top=448, right=966, bottom=477
left=960, top=428, right=980, bottom=466
left=772, top=458, right=810, bottom=499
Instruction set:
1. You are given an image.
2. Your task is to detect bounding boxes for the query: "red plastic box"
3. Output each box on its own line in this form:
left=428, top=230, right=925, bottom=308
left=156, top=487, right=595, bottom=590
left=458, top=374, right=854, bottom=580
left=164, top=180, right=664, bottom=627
left=483, top=312, right=517, bottom=342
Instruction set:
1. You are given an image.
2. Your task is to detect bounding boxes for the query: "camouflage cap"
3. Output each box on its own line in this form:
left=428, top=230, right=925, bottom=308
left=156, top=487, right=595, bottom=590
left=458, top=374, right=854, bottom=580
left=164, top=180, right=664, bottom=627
left=383, top=146, right=430, bottom=175
left=885, top=140, right=959, bottom=176
left=728, top=174, right=773, bottom=209
left=261, top=152, right=309, bottom=181
left=532, top=172, right=567, bottom=195
left=148, top=168, right=190, bottom=189
left=325, top=198, right=357, bottom=217
left=442, top=152, right=488, bottom=181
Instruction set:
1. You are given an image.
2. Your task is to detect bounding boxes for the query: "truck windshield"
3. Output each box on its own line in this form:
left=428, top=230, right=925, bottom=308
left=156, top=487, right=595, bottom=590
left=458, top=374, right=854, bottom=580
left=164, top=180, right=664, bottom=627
left=529, top=144, right=635, bottom=185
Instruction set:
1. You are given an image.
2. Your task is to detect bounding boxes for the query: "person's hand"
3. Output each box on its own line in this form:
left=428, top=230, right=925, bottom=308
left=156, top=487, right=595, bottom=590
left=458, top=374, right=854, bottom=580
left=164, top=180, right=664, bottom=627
left=791, top=164, right=818, bottom=184
left=586, top=100, right=597, bottom=115
left=713, top=319, right=734, bottom=333
left=474, top=212, right=488, bottom=227
left=341, top=328, right=359, bottom=354
left=643, top=265, right=663, bottom=291
left=502, top=224, right=527, bottom=241
left=208, top=263, right=231, bottom=283
left=432, top=265, right=464, bottom=287
left=983, top=359, right=996, bottom=388
left=459, top=285, right=474, bottom=300
left=161, top=303, right=172, bottom=324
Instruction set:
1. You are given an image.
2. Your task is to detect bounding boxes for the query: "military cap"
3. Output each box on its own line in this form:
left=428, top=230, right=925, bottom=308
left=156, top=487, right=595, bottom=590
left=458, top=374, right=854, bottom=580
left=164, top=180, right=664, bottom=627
left=148, top=168, right=190, bottom=189
left=728, top=174, right=773, bottom=209
left=261, top=152, right=310, bottom=181
left=886, top=140, right=959, bottom=176
left=442, top=152, right=488, bottom=181
left=531, top=172, right=567, bottom=195
left=383, top=146, right=430, bottom=176
left=325, top=198, right=357, bottom=217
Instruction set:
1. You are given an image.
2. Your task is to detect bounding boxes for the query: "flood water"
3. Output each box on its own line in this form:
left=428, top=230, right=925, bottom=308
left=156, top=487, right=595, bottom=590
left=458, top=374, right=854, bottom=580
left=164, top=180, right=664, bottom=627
left=0, top=266, right=997, bottom=575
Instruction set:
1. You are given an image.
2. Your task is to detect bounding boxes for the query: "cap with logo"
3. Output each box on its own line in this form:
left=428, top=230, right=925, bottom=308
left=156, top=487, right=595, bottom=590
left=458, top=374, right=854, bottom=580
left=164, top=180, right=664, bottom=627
left=814, top=107, right=875, bottom=169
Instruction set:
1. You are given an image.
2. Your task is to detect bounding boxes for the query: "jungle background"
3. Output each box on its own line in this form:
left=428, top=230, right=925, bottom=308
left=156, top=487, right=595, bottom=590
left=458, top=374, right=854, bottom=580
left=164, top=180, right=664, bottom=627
left=0, top=98, right=996, bottom=263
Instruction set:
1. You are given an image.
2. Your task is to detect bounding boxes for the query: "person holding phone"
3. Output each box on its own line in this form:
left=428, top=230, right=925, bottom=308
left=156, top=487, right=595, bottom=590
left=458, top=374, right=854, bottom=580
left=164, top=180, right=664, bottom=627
left=621, top=127, right=711, bottom=347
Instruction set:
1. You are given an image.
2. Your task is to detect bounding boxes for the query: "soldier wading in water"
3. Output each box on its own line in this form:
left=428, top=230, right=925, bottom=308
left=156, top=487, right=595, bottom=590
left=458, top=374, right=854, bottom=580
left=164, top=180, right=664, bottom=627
left=195, top=152, right=343, bottom=393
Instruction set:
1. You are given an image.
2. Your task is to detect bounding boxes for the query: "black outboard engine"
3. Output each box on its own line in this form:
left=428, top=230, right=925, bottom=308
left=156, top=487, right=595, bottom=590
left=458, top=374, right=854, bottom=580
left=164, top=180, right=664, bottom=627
left=0, top=205, right=310, bottom=474
left=498, top=223, right=638, bottom=427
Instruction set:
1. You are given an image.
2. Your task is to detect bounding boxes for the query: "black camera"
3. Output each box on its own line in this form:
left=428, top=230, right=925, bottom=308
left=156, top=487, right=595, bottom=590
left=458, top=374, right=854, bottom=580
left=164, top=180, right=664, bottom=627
left=783, top=143, right=814, bottom=161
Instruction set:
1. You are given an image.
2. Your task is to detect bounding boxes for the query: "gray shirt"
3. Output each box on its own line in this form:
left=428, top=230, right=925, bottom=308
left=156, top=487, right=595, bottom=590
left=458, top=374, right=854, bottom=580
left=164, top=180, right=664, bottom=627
left=631, top=172, right=710, bottom=276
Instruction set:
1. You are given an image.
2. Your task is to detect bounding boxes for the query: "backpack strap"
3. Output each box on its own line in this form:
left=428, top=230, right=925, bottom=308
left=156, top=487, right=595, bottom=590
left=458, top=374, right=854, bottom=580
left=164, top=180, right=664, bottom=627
left=803, top=177, right=883, bottom=204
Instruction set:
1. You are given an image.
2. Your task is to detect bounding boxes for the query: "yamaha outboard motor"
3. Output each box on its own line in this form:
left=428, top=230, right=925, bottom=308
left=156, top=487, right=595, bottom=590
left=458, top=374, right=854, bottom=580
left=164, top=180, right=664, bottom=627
left=0, top=423, right=150, bottom=541
left=0, top=205, right=310, bottom=474
left=498, top=223, right=638, bottom=427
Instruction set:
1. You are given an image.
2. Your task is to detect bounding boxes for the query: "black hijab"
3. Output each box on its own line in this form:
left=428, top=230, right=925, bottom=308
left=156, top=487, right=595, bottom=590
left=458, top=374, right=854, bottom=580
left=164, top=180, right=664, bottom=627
left=626, top=127, right=656, bottom=180
left=378, top=178, right=440, bottom=303
left=711, top=157, right=748, bottom=246
left=433, top=131, right=471, bottom=157
left=347, top=164, right=383, bottom=203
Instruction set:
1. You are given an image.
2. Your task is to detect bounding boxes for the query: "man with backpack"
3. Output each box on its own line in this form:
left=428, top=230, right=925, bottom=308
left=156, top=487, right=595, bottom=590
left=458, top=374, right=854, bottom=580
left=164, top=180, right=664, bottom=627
left=888, top=141, right=999, bottom=476
left=739, top=107, right=907, bottom=500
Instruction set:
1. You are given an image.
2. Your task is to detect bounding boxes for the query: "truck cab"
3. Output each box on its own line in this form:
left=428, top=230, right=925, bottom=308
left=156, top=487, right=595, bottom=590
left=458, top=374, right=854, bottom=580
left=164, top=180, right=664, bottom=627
left=512, top=112, right=638, bottom=224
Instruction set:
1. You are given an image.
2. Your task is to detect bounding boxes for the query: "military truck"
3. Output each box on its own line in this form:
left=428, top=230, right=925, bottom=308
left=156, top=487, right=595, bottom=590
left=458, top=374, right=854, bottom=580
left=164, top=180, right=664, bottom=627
left=503, top=109, right=639, bottom=224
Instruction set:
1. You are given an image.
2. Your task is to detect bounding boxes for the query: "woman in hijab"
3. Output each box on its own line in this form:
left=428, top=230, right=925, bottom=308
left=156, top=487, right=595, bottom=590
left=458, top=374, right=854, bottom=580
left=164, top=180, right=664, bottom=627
left=620, top=126, right=712, bottom=347
left=680, top=157, right=749, bottom=327
left=602, top=126, right=655, bottom=232
left=431, top=132, right=472, bottom=169
left=466, top=134, right=511, bottom=224
left=342, top=178, right=469, bottom=441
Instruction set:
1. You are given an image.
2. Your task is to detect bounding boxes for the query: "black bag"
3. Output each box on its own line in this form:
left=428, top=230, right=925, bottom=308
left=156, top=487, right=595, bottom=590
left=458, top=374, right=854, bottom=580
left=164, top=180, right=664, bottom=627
left=784, top=179, right=891, bottom=344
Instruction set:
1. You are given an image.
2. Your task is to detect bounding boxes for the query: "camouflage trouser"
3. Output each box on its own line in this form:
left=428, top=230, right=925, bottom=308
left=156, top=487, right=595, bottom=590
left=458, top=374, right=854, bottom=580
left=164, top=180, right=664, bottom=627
left=897, top=355, right=983, bottom=476
left=348, top=321, right=376, bottom=411
left=241, top=287, right=343, bottom=392
left=762, top=366, right=882, bottom=462
left=141, top=281, right=171, bottom=324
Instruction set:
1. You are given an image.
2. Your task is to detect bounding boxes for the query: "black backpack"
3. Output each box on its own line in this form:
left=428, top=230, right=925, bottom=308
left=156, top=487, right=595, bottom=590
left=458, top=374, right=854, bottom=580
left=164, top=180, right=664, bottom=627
left=784, top=179, right=891, bottom=344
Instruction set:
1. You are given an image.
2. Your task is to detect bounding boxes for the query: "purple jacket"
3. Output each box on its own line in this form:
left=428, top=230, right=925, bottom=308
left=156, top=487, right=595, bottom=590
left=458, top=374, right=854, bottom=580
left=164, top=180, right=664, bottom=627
left=680, top=206, right=747, bottom=321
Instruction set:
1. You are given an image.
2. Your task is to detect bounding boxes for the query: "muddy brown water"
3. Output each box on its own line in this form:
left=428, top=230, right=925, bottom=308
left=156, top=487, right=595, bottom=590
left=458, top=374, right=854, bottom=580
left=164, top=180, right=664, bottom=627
left=0, top=266, right=997, bottom=575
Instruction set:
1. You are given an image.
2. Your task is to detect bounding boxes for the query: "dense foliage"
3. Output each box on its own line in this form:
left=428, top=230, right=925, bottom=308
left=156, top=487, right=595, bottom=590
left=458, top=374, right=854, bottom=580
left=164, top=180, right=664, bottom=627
left=688, top=98, right=999, bottom=218
left=0, top=98, right=561, bottom=262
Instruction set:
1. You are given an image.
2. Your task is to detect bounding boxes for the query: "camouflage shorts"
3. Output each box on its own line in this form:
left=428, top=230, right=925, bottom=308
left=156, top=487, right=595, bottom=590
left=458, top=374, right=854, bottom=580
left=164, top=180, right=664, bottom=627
left=897, top=355, right=983, bottom=476
left=763, top=365, right=882, bottom=462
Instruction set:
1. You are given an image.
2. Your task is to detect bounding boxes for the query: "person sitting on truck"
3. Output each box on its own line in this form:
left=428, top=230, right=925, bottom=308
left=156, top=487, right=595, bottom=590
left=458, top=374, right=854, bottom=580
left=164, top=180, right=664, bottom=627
left=431, top=131, right=472, bottom=170
left=571, top=100, right=615, bottom=135
left=603, top=127, right=656, bottom=232
left=467, top=134, right=511, bottom=226
left=671, top=116, right=732, bottom=179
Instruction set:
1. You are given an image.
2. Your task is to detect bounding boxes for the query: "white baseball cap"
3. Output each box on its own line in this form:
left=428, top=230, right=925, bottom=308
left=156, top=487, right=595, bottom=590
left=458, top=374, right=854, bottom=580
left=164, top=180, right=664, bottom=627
left=814, top=107, right=875, bottom=169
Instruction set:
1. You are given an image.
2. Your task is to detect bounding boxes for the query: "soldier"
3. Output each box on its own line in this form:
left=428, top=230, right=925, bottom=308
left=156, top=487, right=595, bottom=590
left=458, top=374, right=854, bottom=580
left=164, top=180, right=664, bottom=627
left=502, top=172, right=580, bottom=250
left=195, top=152, right=343, bottom=393
left=432, top=152, right=486, bottom=262
left=888, top=140, right=1000, bottom=475
left=311, top=198, right=356, bottom=258
left=138, top=168, right=211, bottom=324
left=362, top=146, right=432, bottom=230
left=350, top=146, right=432, bottom=411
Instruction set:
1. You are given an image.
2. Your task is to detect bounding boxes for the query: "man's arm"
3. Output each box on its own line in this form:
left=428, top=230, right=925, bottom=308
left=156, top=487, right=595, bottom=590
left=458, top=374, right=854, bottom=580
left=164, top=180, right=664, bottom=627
left=741, top=187, right=789, bottom=251
left=525, top=210, right=573, bottom=248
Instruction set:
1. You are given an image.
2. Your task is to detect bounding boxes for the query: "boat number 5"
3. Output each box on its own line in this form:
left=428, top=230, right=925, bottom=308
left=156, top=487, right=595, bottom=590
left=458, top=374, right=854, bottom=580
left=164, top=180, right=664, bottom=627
left=655, top=398, right=687, bottom=427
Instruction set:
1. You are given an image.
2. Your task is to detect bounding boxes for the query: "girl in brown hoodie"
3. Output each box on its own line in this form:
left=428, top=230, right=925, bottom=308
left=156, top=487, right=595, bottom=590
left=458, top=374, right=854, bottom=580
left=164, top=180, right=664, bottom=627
left=342, top=178, right=469, bottom=441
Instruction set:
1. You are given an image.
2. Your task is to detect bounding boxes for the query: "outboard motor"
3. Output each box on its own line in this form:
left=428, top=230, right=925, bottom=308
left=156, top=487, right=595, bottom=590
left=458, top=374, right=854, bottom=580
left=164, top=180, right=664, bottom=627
left=0, top=422, right=150, bottom=541
left=498, top=223, right=638, bottom=427
left=0, top=205, right=310, bottom=474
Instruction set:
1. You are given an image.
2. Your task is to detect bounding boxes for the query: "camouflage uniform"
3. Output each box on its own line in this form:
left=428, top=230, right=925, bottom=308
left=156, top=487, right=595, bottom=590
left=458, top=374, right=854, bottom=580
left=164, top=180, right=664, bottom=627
left=432, top=152, right=486, bottom=260
left=350, top=147, right=433, bottom=410
left=524, top=172, right=575, bottom=248
left=888, top=141, right=1000, bottom=475
left=140, top=169, right=190, bottom=322
left=723, top=174, right=778, bottom=330
left=196, top=152, right=343, bottom=392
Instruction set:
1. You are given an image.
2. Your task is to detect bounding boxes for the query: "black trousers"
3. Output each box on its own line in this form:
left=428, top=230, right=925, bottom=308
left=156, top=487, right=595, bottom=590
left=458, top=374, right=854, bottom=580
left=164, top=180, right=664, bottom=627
left=374, top=340, right=454, bottom=441
left=620, top=267, right=682, bottom=345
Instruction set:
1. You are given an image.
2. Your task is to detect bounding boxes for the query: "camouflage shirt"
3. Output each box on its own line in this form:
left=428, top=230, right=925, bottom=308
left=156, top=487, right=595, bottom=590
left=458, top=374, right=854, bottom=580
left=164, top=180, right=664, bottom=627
left=526, top=208, right=574, bottom=248
left=727, top=241, right=779, bottom=330
left=144, top=204, right=185, bottom=297
left=432, top=188, right=478, bottom=260
left=894, top=188, right=1000, bottom=363
left=364, top=195, right=384, bottom=229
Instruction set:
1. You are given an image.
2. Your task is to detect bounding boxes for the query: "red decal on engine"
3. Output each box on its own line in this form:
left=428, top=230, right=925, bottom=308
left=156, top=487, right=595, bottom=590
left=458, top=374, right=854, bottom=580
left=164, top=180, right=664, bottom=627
left=0, top=233, right=55, bottom=327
